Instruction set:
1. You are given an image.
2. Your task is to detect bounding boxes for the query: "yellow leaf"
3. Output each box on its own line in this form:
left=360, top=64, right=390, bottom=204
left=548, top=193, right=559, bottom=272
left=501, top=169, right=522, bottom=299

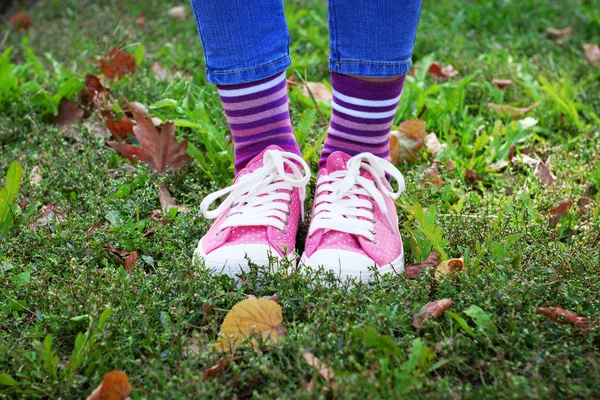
left=86, top=371, right=132, bottom=400
left=435, top=257, right=465, bottom=280
left=215, top=298, right=285, bottom=353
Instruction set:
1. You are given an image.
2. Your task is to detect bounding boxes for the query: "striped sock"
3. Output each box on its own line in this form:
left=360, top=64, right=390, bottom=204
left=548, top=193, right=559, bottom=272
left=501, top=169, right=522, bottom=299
left=319, top=73, right=405, bottom=167
left=217, top=72, right=300, bottom=173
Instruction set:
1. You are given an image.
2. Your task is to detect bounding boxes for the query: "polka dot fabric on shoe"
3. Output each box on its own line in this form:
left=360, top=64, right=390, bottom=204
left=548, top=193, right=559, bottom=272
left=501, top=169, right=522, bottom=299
left=194, top=146, right=311, bottom=277
left=301, top=151, right=406, bottom=281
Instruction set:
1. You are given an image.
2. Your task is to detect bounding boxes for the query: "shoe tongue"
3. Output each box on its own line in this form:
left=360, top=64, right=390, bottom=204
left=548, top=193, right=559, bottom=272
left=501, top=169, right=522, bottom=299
left=326, top=151, right=352, bottom=173
left=242, top=145, right=285, bottom=175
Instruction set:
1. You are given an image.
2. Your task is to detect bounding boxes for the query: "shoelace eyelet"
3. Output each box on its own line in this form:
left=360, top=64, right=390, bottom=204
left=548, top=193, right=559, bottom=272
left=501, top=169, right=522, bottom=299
left=371, top=238, right=377, bottom=244
left=282, top=227, right=287, bottom=234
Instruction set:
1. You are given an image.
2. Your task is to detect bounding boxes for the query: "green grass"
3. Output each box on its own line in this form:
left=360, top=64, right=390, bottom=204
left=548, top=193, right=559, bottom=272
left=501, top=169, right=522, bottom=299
left=1, top=0, right=600, bottom=398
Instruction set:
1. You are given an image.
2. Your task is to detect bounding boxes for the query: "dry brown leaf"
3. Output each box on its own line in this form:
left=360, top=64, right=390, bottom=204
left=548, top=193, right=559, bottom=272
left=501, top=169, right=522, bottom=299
left=492, top=79, right=512, bottom=89
left=389, top=119, right=427, bottom=164
left=125, top=251, right=137, bottom=272
left=168, top=6, right=186, bottom=20
left=464, top=169, right=482, bottom=184
left=51, top=99, right=84, bottom=130
left=435, top=257, right=464, bottom=279
left=542, top=199, right=572, bottom=227
left=215, top=298, right=285, bottom=352
left=534, top=158, right=557, bottom=186
left=428, top=62, right=459, bottom=80
left=158, top=182, right=189, bottom=214
left=445, top=160, right=456, bottom=171
left=11, top=12, right=32, bottom=30
left=303, top=352, right=336, bottom=382
left=405, top=251, right=441, bottom=279
left=151, top=62, right=169, bottom=81
left=107, top=108, right=191, bottom=173
left=536, top=307, right=599, bottom=330
left=30, top=204, right=66, bottom=232
left=413, top=299, right=454, bottom=329
left=302, top=82, right=332, bottom=103
left=577, top=181, right=593, bottom=216
left=29, top=166, right=42, bottom=186
left=487, top=101, right=541, bottom=119
left=584, top=44, right=600, bottom=67
left=86, top=370, right=132, bottom=400
left=203, top=356, right=242, bottom=379
left=546, top=26, right=572, bottom=37
left=99, top=48, right=137, bottom=81
left=425, top=132, right=442, bottom=155
left=105, top=117, right=135, bottom=140
left=136, top=14, right=145, bottom=27
left=425, top=163, right=444, bottom=188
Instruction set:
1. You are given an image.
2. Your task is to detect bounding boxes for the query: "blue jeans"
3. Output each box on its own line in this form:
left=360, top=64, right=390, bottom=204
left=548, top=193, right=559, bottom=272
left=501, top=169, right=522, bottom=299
left=190, top=0, right=422, bottom=85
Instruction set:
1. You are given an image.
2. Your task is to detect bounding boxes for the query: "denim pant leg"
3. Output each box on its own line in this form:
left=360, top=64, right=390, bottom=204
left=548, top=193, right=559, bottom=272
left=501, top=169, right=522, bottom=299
left=328, top=0, right=423, bottom=78
left=190, top=0, right=291, bottom=85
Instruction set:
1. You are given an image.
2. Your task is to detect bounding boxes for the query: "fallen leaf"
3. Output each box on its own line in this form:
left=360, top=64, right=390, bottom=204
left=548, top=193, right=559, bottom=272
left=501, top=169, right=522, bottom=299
left=151, top=62, right=169, bottom=81
left=168, top=6, right=186, bottom=20
left=84, top=122, right=111, bottom=140
left=302, top=352, right=336, bottom=383
left=99, top=48, right=137, bottom=81
left=492, top=79, right=512, bottom=89
left=425, top=163, right=444, bottom=188
left=30, top=204, right=66, bottom=232
left=158, top=182, right=189, bottom=214
left=302, top=82, right=332, bottom=103
left=534, top=158, right=557, bottom=186
left=517, top=117, right=538, bottom=130
left=428, top=62, right=459, bottom=80
left=464, top=170, right=482, bottom=184
left=577, top=181, right=593, bottom=216
left=435, top=257, right=464, bottom=279
left=536, top=307, right=599, bottom=330
left=125, top=251, right=137, bottom=272
left=136, top=14, right=145, bottom=27
left=85, top=74, right=105, bottom=99
left=445, top=160, right=456, bottom=171
left=546, top=26, right=572, bottom=37
left=29, top=166, right=42, bottom=186
left=425, top=132, right=443, bottom=155
left=11, top=12, right=32, bottom=30
left=406, top=251, right=441, bottom=279
left=215, top=298, right=285, bottom=352
left=584, top=44, right=600, bottom=67
left=413, top=299, right=454, bottom=329
left=107, top=108, right=191, bottom=173
left=51, top=99, right=84, bottom=130
left=487, top=101, right=541, bottom=119
left=128, top=101, right=149, bottom=116
left=542, top=199, right=572, bottom=227
left=203, top=357, right=241, bottom=379
left=107, top=244, right=129, bottom=264
left=389, top=119, right=427, bottom=164
left=86, top=370, right=132, bottom=400
left=105, top=117, right=135, bottom=140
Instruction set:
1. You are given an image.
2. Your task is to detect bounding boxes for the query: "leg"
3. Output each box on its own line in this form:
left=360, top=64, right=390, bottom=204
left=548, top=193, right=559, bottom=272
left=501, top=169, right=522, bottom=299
left=191, top=1, right=309, bottom=276
left=320, top=0, right=423, bottom=166
left=303, top=0, right=422, bottom=280
left=190, top=0, right=300, bottom=172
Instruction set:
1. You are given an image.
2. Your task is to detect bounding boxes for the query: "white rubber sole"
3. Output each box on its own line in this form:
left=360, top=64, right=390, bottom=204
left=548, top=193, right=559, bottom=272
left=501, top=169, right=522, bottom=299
left=193, top=240, right=297, bottom=277
left=300, top=250, right=404, bottom=282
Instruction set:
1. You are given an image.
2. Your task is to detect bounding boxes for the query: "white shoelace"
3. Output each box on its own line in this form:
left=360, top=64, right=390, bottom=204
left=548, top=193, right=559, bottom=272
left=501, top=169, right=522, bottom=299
left=308, top=153, right=406, bottom=243
left=200, top=150, right=311, bottom=233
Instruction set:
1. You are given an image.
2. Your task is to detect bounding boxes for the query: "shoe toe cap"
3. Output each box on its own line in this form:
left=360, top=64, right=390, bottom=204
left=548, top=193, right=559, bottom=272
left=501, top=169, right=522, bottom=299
left=301, top=249, right=379, bottom=280
left=194, top=242, right=287, bottom=276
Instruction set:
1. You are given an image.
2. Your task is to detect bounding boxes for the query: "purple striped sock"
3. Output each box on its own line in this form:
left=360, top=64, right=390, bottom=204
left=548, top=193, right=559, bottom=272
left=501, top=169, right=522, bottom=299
left=217, top=72, right=300, bottom=173
left=319, top=73, right=406, bottom=167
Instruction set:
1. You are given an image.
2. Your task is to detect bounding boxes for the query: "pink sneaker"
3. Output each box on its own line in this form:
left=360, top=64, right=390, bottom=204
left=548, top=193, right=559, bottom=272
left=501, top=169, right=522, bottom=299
left=301, top=152, right=406, bottom=281
left=194, top=146, right=311, bottom=276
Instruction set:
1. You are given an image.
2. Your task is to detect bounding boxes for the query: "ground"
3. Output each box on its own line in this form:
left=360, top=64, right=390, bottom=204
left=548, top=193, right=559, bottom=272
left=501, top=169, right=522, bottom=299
left=1, top=0, right=600, bottom=398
